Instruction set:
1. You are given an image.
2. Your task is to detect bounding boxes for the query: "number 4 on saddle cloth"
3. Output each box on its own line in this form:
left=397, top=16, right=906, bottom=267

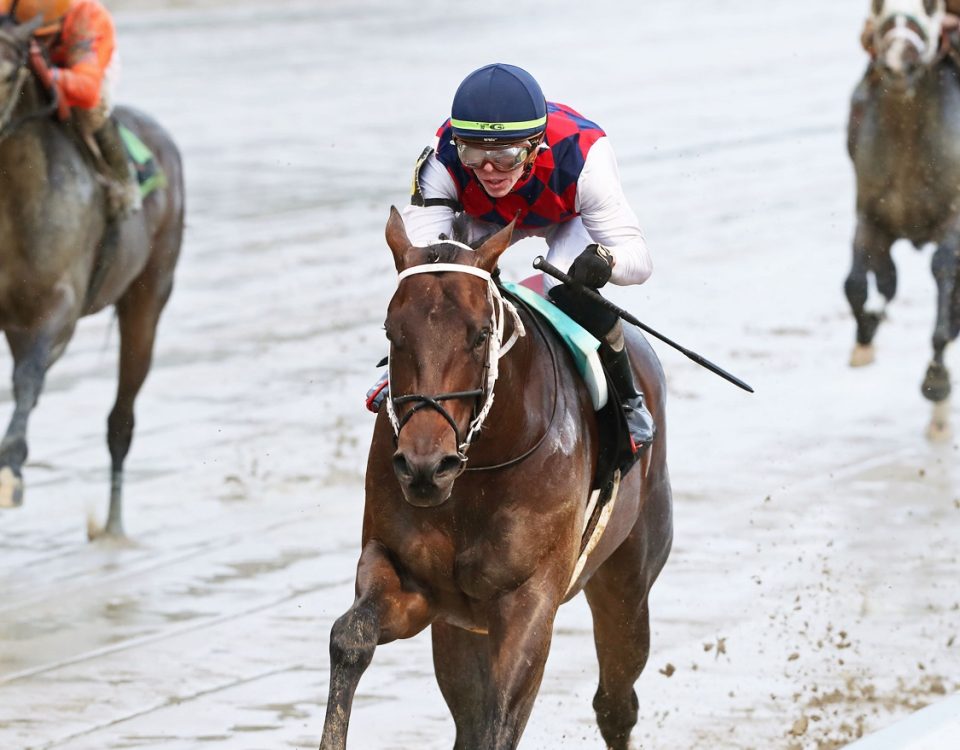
left=366, top=276, right=640, bottom=479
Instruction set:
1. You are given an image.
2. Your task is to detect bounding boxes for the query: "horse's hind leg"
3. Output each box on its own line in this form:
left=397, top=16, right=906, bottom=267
left=845, top=218, right=896, bottom=367
left=321, top=541, right=432, bottom=750
left=100, top=265, right=175, bottom=537
left=584, top=554, right=652, bottom=750
left=431, top=622, right=491, bottom=749
left=584, top=476, right=672, bottom=750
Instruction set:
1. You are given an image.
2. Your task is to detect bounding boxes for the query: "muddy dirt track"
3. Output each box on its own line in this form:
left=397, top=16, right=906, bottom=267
left=0, top=1, right=958, bottom=748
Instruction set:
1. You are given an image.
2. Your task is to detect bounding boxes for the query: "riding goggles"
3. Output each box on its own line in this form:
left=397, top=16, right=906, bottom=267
left=455, top=140, right=535, bottom=172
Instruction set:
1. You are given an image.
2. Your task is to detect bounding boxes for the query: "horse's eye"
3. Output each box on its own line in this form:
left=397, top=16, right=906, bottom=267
left=473, top=327, right=490, bottom=350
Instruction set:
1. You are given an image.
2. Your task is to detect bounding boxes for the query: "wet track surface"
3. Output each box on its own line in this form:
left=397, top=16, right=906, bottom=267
left=0, top=1, right=958, bottom=748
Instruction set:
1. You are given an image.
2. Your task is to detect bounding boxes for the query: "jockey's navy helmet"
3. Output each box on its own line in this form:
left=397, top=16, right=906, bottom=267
left=451, top=63, right=547, bottom=144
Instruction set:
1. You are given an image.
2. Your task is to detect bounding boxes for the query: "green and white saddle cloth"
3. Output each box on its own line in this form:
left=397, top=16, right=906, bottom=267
left=500, top=281, right=608, bottom=411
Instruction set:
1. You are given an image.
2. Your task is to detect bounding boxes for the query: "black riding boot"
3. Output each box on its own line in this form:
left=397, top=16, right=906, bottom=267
left=600, top=321, right=655, bottom=453
left=94, top=118, right=141, bottom=219
left=548, top=284, right=656, bottom=453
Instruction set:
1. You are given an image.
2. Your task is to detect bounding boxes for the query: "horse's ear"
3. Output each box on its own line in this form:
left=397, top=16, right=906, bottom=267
left=12, top=15, right=45, bottom=42
left=385, top=206, right=413, bottom=271
left=476, top=217, right=516, bottom=272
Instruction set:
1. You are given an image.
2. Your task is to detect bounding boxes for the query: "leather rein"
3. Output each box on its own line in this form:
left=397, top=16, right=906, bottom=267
left=0, top=29, right=58, bottom=141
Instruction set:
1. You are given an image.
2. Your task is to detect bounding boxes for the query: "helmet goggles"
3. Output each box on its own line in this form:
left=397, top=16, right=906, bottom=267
left=455, top=139, right=536, bottom=172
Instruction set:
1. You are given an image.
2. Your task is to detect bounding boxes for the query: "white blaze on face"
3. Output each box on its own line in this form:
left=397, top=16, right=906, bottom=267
left=871, top=0, right=946, bottom=72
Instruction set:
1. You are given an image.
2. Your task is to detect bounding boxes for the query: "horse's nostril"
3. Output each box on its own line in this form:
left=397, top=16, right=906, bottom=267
left=392, top=453, right=414, bottom=481
left=435, top=455, right=465, bottom=479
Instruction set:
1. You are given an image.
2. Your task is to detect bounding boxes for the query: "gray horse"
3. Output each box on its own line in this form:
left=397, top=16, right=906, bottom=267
left=847, top=0, right=960, bottom=439
left=0, top=16, right=184, bottom=534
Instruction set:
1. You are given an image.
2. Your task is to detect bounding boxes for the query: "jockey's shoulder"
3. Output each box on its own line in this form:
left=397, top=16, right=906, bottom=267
left=65, top=0, right=115, bottom=25
left=59, top=0, right=116, bottom=42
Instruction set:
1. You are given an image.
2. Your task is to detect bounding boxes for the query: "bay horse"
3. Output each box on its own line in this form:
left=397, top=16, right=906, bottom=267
left=320, top=208, right=673, bottom=750
left=0, top=16, right=184, bottom=533
left=847, top=0, right=960, bottom=439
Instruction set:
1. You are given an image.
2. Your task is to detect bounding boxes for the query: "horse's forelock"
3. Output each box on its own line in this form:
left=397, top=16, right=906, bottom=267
left=409, top=241, right=477, bottom=268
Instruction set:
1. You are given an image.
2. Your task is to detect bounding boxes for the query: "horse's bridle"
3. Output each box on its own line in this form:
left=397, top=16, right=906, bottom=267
left=875, top=11, right=949, bottom=70
left=0, top=27, right=57, bottom=141
left=386, top=251, right=525, bottom=462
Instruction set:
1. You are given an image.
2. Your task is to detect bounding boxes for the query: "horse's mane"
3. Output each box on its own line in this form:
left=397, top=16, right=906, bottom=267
left=449, top=212, right=497, bottom=251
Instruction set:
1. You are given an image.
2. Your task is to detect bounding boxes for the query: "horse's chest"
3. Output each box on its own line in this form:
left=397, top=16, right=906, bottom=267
left=452, top=542, right=537, bottom=602
left=394, top=514, right=553, bottom=602
left=450, top=509, right=563, bottom=601
left=860, top=162, right=955, bottom=242
left=856, top=111, right=960, bottom=240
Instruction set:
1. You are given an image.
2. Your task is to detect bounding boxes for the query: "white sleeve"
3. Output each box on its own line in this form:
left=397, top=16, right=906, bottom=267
left=400, top=149, right=460, bottom=247
left=575, top=137, right=652, bottom=285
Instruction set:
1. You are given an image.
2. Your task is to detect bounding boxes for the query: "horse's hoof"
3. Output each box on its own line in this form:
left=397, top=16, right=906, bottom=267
left=0, top=467, right=24, bottom=508
left=926, top=400, right=952, bottom=442
left=850, top=344, right=875, bottom=367
left=87, top=525, right=134, bottom=546
left=921, top=361, right=952, bottom=402
left=857, top=311, right=884, bottom=347
left=86, top=515, right=129, bottom=544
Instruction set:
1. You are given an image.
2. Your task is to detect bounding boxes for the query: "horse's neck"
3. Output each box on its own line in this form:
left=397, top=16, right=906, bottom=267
left=17, top=75, right=45, bottom=113
left=1, top=78, right=53, bottom=156
left=1, top=78, right=92, bottom=193
left=0, top=77, right=99, bottom=243
left=495, top=306, right=547, bottom=411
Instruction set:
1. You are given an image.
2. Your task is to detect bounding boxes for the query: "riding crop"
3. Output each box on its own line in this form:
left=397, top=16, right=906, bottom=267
left=533, top=256, right=754, bottom=393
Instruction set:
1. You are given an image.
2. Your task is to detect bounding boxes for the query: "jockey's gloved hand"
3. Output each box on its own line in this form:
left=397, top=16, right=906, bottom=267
left=568, top=244, right=614, bottom=289
left=28, top=41, right=55, bottom=90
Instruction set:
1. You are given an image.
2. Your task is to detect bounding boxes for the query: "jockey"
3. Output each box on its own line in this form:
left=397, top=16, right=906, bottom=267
left=400, top=63, right=655, bottom=455
left=0, top=0, right=139, bottom=218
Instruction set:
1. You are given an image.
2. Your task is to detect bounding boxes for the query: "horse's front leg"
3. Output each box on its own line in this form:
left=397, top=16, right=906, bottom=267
left=477, top=574, right=566, bottom=750
left=923, top=239, right=959, bottom=439
left=0, top=284, right=78, bottom=508
left=320, top=540, right=433, bottom=750
left=844, top=217, right=895, bottom=367
left=923, top=239, right=959, bottom=403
